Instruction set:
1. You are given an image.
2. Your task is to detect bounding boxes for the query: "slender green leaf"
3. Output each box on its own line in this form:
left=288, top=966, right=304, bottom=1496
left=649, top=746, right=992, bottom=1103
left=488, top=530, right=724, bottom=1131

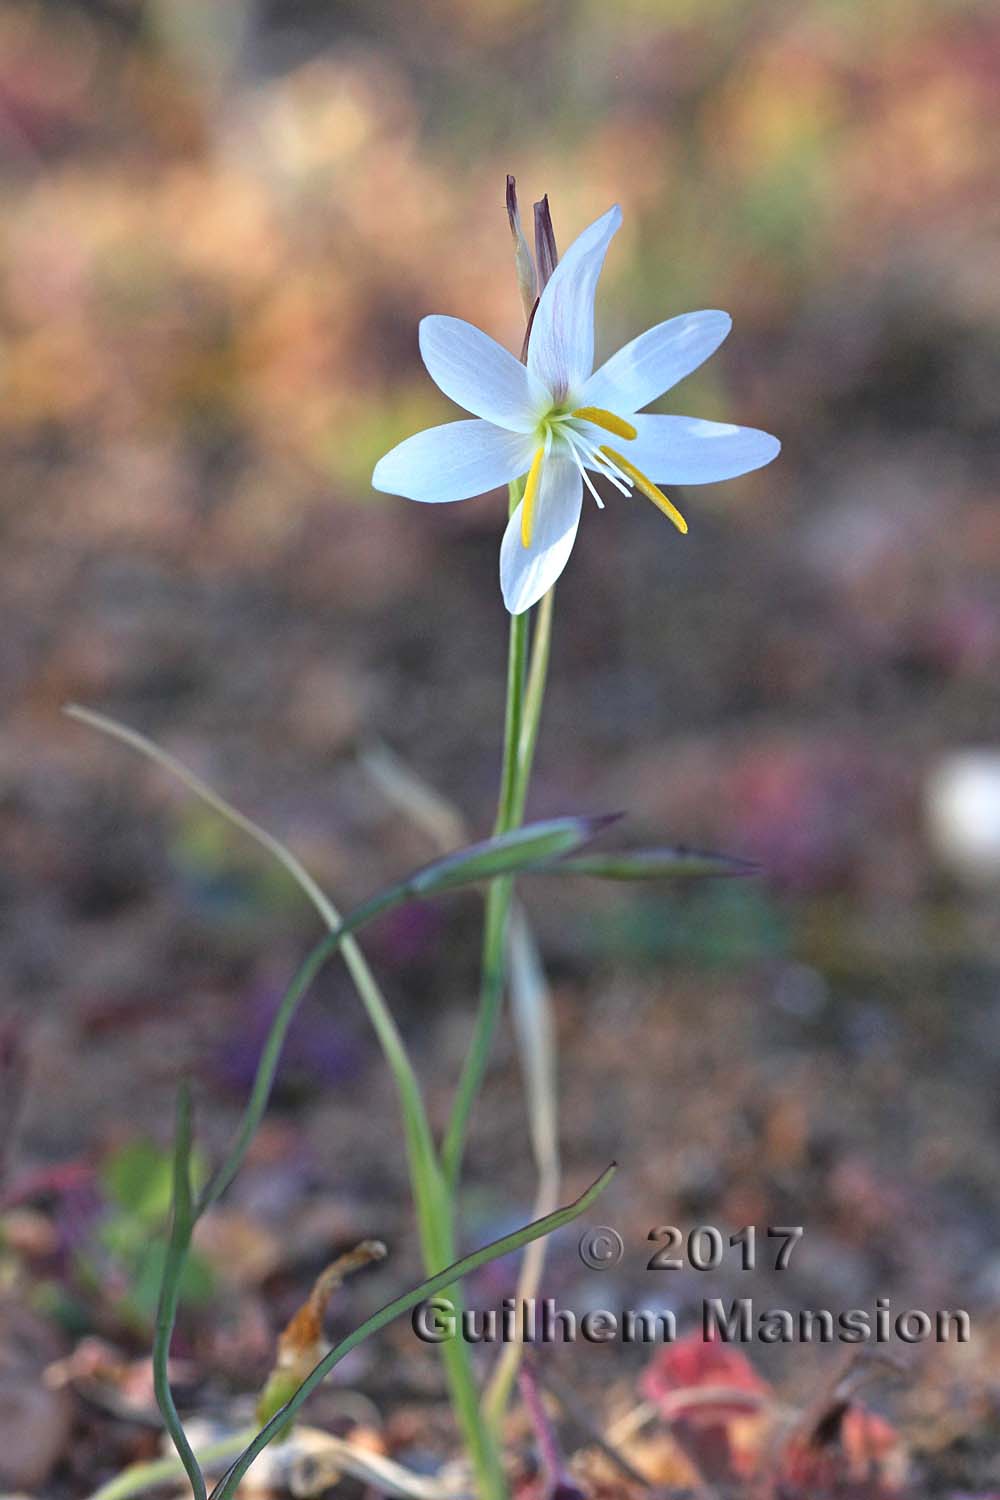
left=210, top=1164, right=616, bottom=1500
left=550, top=847, right=758, bottom=880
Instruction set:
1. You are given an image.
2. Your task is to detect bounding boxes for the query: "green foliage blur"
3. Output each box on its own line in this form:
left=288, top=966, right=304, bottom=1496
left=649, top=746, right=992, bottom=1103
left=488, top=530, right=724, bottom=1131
left=87, top=1140, right=213, bottom=1330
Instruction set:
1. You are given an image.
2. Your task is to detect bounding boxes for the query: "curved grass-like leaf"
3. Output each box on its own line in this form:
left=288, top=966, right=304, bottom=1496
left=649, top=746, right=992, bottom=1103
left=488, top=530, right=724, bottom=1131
left=210, top=1163, right=616, bottom=1500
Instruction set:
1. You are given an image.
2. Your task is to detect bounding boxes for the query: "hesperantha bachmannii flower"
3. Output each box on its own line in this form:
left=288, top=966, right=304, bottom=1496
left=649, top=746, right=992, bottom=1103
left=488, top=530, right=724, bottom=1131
left=372, top=203, right=780, bottom=615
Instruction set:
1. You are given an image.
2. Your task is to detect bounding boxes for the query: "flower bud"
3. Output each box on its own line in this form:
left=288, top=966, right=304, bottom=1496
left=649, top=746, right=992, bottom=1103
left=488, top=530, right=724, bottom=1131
left=506, top=175, right=538, bottom=323
left=533, top=195, right=559, bottom=289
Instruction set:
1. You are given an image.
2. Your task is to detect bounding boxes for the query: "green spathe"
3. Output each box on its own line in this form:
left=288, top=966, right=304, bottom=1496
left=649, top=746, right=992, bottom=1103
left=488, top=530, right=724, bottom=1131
left=406, top=814, right=618, bottom=895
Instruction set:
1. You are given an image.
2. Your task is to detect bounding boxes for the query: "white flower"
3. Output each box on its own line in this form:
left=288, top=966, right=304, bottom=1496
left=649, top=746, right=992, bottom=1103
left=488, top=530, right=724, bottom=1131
left=372, top=205, right=780, bottom=615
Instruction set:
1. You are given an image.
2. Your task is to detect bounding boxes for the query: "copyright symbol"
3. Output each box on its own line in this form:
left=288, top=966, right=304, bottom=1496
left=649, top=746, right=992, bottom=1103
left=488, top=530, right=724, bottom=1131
left=578, top=1226, right=624, bottom=1270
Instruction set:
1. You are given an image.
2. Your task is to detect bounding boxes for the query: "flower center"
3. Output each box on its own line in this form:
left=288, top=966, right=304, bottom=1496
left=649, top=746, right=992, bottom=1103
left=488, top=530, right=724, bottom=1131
left=519, top=405, right=687, bottom=548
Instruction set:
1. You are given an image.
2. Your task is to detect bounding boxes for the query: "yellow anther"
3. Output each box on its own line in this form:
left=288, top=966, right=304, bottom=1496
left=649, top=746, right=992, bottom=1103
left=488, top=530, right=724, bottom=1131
left=571, top=407, right=638, bottom=441
left=600, top=447, right=688, bottom=534
left=521, top=446, right=545, bottom=548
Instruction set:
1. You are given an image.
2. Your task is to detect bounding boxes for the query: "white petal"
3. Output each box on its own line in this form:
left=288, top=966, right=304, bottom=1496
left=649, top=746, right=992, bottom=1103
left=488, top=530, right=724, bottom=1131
left=527, top=205, right=622, bottom=404
left=500, top=454, right=583, bottom=615
left=626, top=415, right=781, bottom=484
left=372, top=419, right=534, bottom=503
left=580, top=310, right=732, bottom=414
left=419, top=316, right=548, bottom=432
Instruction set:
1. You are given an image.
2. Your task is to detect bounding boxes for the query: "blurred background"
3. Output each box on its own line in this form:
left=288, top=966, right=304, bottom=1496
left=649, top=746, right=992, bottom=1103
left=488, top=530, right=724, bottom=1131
left=2, top=0, right=999, bottom=1493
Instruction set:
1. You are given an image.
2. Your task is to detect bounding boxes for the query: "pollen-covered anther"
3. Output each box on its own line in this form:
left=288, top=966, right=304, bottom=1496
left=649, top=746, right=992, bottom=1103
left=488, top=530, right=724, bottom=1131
left=571, top=407, right=638, bottom=441
left=600, top=446, right=688, bottom=534
left=521, top=446, right=545, bottom=548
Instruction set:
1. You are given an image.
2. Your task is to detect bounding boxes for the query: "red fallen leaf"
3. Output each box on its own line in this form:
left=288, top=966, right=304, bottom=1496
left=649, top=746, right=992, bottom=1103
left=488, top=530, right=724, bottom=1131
left=778, top=1402, right=905, bottom=1496
left=840, top=1406, right=901, bottom=1464
left=640, top=1333, right=773, bottom=1485
left=641, top=1330, right=772, bottom=1421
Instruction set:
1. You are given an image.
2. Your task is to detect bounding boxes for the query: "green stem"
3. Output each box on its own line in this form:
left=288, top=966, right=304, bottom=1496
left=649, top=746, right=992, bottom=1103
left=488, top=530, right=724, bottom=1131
left=441, top=482, right=531, bottom=1193
left=515, top=586, right=554, bottom=817
left=439, top=583, right=556, bottom=1466
left=441, top=562, right=555, bottom=1194
left=495, top=594, right=530, bottom=836
left=153, top=1083, right=207, bottom=1500
left=407, top=1147, right=504, bottom=1500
